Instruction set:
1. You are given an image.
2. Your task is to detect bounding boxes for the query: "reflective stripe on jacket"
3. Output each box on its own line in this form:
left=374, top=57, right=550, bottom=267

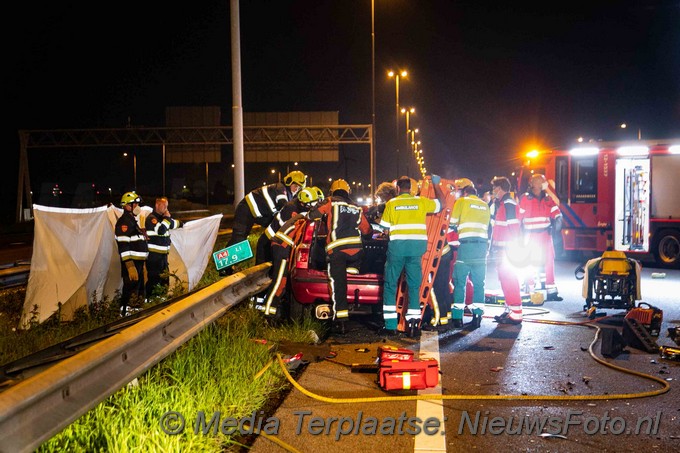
left=145, top=211, right=181, bottom=254
left=380, top=193, right=440, bottom=242
left=115, top=210, right=149, bottom=261
left=245, top=183, right=291, bottom=219
left=450, top=195, right=490, bottom=240
left=490, top=193, right=519, bottom=248
left=518, top=191, right=562, bottom=232
left=308, top=196, right=371, bottom=254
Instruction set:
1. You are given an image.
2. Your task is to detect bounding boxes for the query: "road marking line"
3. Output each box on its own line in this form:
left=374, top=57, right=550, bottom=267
left=414, top=330, right=446, bottom=452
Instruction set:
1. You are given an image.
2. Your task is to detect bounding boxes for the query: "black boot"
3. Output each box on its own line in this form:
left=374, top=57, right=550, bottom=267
left=408, top=319, right=421, bottom=338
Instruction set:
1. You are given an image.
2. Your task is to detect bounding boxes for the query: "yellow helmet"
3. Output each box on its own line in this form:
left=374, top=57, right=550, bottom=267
left=330, top=179, right=351, bottom=194
left=120, top=191, right=141, bottom=206
left=454, top=178, right=474, bottom=190
left=297, top=187, right=319, bottom=206
left=283, top=170, right=307, bottom=188
left=409, top=178, right=420, bottom=196
left=312, top=186, right=325, bottom=202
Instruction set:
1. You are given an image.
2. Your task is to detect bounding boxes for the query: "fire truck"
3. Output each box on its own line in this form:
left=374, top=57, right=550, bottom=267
left=517, top=139, right=680, bottom=268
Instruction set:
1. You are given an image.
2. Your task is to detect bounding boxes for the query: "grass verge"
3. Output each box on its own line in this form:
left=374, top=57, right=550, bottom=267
left=37, top=305, right=322, bottom=451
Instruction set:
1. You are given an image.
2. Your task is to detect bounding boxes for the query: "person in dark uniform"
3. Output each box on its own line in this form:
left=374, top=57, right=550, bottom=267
left=224, top=171, right=307, bottom=271
left=307, top=179, right=372, bottom=332
left=261, top=213, right=309, bottom=320
left=256, top=186, right=321, bottom=265
left=144, top=197, right=181, bottom=296
left=114, top=192, right=149, bottom=315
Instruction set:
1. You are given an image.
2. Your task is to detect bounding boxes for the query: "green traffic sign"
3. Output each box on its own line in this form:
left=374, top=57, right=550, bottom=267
left=213, top=240, right=253, bottom=270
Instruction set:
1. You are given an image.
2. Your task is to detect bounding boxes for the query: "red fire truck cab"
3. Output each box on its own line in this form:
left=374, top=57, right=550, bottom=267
left=519, top=139, right=680, bottom=268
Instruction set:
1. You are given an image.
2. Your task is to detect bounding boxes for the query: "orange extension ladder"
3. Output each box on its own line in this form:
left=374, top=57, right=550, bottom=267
left=395, top=177, right=458, bottom=335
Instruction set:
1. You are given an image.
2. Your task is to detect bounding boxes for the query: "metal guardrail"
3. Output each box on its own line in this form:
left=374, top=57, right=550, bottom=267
left=0, top=264, right=271, bottom=453
left=0, top=263, right=30, bottom=289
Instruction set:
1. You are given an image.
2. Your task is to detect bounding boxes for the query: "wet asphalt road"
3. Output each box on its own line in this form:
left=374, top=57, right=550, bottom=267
left=250, top=257, right=679, bottom=453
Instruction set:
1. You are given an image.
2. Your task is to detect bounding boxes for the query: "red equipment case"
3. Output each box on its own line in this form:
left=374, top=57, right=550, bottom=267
left=378, top=345, right=415, bottom=362
left=379, top=358, right=439, bottom=390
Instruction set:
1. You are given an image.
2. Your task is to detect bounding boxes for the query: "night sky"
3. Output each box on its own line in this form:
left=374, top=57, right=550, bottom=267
left=4, top=1, right=679, bottom=221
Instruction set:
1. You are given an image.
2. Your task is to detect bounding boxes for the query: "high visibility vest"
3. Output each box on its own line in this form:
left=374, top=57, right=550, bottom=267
left=380, top=193, right=440, bottom=243
left=450, top=195, right=490, bottom=240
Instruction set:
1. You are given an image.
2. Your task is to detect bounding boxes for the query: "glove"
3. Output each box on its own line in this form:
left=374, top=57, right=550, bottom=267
left=125, top=261, right=139, bottom=282
left=431, top=174, right=441, bottom=185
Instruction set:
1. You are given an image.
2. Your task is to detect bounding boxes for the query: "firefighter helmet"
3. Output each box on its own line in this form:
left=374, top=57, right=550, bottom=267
left=120, top=191, right=142, bottom=206
left=330, top=179, right=351, bottom=194
left=283, top=170, right=307, bottom=188
left=454, top=178, right=474, bottom=190
left=312, top=186, right=325, bottom=202
left=409, top=178, right=419, bottom=196
left=297, top=187, right=319, bottom=206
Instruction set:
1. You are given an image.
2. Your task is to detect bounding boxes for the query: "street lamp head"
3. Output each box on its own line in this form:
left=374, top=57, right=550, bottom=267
left=388, top=69, right=408, bottom=78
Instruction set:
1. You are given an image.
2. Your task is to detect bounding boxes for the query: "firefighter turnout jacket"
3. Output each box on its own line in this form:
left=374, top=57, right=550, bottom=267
left=115, top=210, right=149, bottom=262
left=308, top=196, right=372, bottom=255
left=265, top=199, right=308, bottom=240
left=308, top=195, right=372, bottom=321
left=263, top=214, right=307, bottom=317
left=145, top=211, right=181, bottom=254
left=246, top=182, right=293, bottom=220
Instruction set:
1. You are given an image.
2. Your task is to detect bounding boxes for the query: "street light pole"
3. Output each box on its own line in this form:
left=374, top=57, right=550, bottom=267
left=388, top=69, right=407, bottom=176
left=370, top=0, right=376, bottom=194
left=401, top=107, right=415, bottom=164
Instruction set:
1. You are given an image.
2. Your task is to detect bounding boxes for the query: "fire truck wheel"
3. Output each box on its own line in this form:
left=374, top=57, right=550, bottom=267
left=654, top=230, right=680, bottom=269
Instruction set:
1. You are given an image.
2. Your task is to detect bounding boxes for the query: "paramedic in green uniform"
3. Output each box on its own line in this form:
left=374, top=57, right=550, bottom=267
left=380, top=175, right=445, bottom=333
left=450, top=178, right=491, bottom=328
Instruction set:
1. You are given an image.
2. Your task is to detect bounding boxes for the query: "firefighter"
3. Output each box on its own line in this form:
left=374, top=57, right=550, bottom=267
left=518, top=174, right=563, bottom=301
left=256, top=186, right=321, bottom=265
left=307, top=179, right=372, bottom=332
left=489, top=177, right=523, bottom=325
left=256, top=187, right=320, bottom=312
left=114, top=191, right=149, bottom=315
left=312, top=186, right=325, bottom=203
left=450, top=178, right=490, bottom=328
left=262, top=213, right=309, bottom=321
left=379, top=175, right=444, bottom=335
left=144, top=197, right=181, bottom=297
left=225, top=170, right=307, bottom=268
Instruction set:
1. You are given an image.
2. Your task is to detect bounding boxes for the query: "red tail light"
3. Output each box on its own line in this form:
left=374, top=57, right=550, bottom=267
left=303, top=221, right=315, bottom=242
